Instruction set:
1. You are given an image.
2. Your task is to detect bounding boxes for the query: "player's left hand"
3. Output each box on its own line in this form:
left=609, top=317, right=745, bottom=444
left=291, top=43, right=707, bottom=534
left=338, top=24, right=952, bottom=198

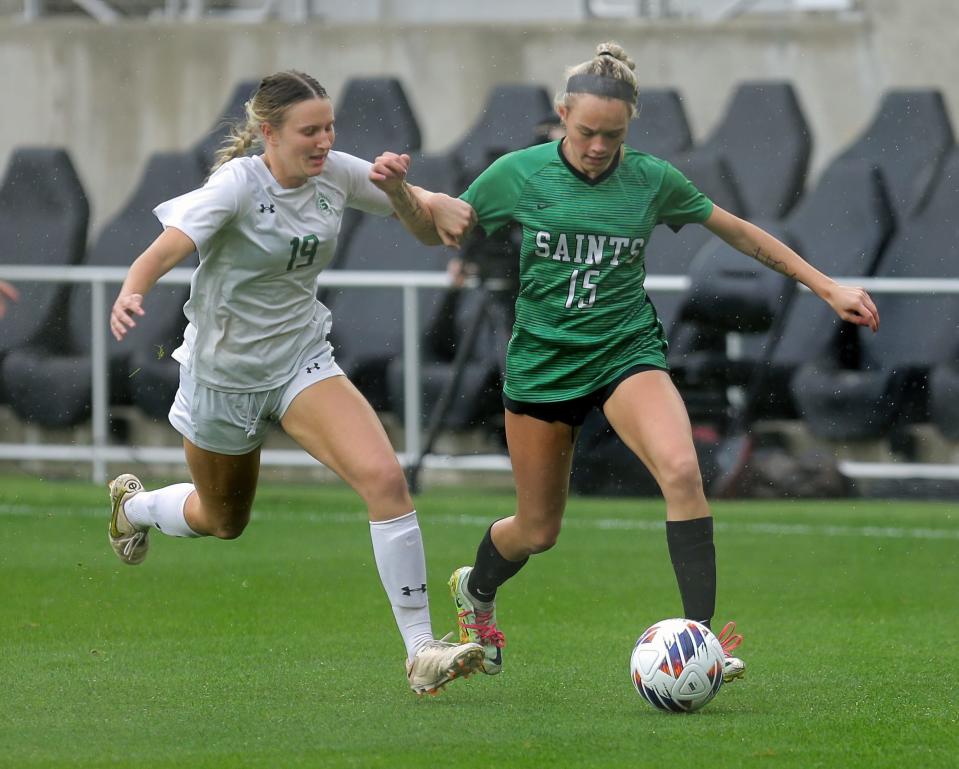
left=369, top=151, right=411, bottom=193
left=826, top=283, right=880, bottom=332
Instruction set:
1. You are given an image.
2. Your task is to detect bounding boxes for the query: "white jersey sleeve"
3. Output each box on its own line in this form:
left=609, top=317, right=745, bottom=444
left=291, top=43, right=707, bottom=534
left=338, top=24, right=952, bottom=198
left=333, top=151, right=395, bottom=217
left=153, top=162, right=243, bottom=247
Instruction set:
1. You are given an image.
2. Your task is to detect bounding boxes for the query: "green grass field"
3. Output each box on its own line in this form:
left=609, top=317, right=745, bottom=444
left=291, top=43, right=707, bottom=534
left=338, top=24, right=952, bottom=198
left=1, top=474, right=957, bottom=768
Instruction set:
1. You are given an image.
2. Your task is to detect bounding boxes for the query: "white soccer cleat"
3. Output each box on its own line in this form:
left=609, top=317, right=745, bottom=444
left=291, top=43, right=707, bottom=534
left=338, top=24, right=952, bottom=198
left=406, top=634, right=484, bottom=696
left=717, top=620, right=746, bottom=682
left=723, top=655, right=746, bottom=682
left=108, top=473, right=149, bottom=565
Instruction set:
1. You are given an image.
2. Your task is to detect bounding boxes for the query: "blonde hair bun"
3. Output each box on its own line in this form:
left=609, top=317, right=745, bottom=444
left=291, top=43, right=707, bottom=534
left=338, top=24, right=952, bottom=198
left=596, top=42, right=635, bottom=71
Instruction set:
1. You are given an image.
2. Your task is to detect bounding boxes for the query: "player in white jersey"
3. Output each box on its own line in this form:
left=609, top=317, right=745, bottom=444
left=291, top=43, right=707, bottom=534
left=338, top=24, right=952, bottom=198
left=107, top=70, right=481, bottom=695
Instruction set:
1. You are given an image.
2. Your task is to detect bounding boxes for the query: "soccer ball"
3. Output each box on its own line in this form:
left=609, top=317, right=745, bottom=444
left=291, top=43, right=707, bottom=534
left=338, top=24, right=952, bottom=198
left=630, top=618, right=725, bottom=713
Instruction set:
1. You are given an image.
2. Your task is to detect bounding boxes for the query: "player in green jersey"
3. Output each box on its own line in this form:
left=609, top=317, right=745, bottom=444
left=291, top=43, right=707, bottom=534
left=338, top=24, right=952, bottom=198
left=371, top=43, right=879, bottom=681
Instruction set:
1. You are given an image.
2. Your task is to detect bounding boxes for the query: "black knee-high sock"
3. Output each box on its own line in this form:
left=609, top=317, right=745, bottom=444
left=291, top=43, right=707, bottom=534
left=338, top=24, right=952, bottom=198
left=666, top=517, right=716, bottom=627
left=467, top=523, right=529, bottom=602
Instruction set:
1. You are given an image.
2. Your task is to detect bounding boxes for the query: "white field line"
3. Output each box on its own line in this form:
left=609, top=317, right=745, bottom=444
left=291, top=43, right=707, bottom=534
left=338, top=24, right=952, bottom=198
left=1, top=504, right=957, bottom=541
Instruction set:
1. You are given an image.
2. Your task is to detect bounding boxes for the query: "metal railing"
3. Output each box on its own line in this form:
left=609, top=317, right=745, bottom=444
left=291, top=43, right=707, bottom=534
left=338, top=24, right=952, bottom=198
left=0, top=265, right=455, bottom=482
left=0, top=265, right=957, bottom=484
left=17, top=0, right=859, bottom=23
left=584, top=0, right=857, bottom=19
left=18, top=0, right=312, bottom=23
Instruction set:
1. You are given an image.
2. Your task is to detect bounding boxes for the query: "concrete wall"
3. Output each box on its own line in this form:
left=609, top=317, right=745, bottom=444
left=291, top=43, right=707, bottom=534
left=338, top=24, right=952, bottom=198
left=0, top=0, right=956, bottom=236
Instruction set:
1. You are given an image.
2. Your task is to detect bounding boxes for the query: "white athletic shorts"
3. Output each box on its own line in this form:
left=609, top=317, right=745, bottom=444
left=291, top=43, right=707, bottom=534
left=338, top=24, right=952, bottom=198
left=168, top=337, right=344, bottom=455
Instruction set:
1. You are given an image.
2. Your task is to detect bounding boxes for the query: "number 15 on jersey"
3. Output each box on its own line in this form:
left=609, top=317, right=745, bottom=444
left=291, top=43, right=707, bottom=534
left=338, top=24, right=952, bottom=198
left=565, top=268, right=600, bottom=309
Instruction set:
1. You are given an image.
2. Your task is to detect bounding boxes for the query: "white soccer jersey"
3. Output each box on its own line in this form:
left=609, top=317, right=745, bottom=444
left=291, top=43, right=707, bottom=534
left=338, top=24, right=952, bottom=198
left=154, top=152, right=394, bottom=392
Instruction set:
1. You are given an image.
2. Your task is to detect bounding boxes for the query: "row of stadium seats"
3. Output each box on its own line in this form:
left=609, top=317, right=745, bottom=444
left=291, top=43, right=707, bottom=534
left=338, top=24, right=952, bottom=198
left=0, top=77, right=957, bottom=454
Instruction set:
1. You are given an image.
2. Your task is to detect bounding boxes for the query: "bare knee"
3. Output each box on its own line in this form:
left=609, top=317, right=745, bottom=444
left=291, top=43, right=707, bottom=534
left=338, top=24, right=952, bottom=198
left=194, top=501, right=251, bottom=539
left=520, top=521, right=562, bottom=555
left=656, top=452, right=705, bottom=499
left=355, top=459, right=411, bottom=510
left=209, top=517, right=249, bottom=539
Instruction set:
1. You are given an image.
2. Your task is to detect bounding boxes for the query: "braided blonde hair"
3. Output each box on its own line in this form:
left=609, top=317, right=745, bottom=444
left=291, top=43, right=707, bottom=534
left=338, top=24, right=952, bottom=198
left=211, top=70, right=329, bottom=173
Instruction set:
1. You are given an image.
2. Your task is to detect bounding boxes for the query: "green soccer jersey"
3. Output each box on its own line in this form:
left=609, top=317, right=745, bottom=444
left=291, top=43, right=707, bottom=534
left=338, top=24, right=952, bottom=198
left=461, top=140, right=713, bottom=403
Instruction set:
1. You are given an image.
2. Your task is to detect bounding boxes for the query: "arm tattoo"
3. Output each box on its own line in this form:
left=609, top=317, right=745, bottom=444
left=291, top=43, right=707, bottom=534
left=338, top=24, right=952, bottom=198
left=751, top=245, right=797, bottom=279
left=391, top=182, right=432, bottom=231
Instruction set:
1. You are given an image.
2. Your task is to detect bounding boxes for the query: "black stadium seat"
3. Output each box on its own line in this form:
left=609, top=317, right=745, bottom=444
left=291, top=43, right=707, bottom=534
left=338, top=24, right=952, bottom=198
left=744, top=159, right=893, bottom=417
left=450, top=84, right=553, bottom=187
left=0, top=148, right=89, bottom=402
left=696, top=81, right=811, bottom=220
left=792, top=147, right=959, bottom=441
left=2, top=150, right=204, bottom=428
left=332, top=77, right=422, bottom=161
left=644, top=151, right=746, bottom=337
left=627, top=88, right=693, bottom=160
left=667, top=218, right=798, bottom=426
left=645, top=82, right=810, bottom=349
left=834, top=89, right=954, bottom=221
left=321, top=77, right=424, bottom=278
left=671, top=159, right=894, bottom=423
left=194, top=79, right=259, bottom=173
left=324, top=153, right=460, bottom=412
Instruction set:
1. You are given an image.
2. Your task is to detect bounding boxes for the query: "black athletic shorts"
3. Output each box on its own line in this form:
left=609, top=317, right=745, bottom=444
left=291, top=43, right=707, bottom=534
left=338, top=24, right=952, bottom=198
left=502, top=363, right=668, bottom=427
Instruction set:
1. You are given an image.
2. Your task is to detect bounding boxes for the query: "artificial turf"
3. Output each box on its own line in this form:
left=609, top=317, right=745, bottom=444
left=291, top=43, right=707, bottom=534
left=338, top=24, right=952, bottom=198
left=1, top=475, right=957, bottom=768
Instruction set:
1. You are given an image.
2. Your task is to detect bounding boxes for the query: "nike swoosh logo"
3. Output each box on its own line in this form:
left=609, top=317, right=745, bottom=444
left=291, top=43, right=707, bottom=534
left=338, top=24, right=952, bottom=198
left=536, top=202, right=554, bottom=210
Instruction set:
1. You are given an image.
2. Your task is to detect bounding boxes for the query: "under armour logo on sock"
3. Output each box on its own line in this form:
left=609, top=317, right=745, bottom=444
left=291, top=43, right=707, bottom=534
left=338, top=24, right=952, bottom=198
left=305, top=363, right=321, bottom=373
left=401, top=584, right=427, bottom=596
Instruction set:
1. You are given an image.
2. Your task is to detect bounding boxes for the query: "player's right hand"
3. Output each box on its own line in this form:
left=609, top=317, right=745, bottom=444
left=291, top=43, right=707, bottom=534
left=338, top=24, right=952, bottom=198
left=369, top=151, right=411, bottom=193
left=110, top=293, right=145, bottom=341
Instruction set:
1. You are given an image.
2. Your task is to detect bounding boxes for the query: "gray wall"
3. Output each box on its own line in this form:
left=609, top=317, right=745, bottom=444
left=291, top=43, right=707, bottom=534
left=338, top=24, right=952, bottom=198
left=0, top=0, right=956, bottom=235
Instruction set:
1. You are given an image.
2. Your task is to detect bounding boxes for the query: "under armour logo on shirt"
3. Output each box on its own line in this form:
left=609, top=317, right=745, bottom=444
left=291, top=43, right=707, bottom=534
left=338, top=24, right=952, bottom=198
left=401, top=584, right=427, bottom=596
left=259, top=203, right=275, bottom=213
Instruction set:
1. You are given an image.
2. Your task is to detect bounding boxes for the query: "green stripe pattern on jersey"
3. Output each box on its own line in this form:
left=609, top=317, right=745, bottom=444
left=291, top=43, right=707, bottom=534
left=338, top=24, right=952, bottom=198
left=461, top=141, right=713, bottom=403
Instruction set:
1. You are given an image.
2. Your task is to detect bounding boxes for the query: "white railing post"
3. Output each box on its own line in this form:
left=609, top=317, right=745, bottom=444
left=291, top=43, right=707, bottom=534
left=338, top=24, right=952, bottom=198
left=402, top=284, right=421, bottom=462
left=90, top=278, right=109, bottom=484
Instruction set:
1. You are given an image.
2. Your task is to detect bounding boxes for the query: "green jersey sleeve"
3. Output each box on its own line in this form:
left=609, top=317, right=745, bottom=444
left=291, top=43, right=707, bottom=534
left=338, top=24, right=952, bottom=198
left=460, top=153, right=527, bottom=236
left=657, top=161, right=714, bottom=231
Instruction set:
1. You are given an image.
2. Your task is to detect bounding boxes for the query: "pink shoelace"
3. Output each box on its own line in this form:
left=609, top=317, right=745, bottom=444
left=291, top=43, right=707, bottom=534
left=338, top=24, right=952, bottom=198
left=716, top=620, right=744, bottom=657
left=459, top=608, right=506, bottom=648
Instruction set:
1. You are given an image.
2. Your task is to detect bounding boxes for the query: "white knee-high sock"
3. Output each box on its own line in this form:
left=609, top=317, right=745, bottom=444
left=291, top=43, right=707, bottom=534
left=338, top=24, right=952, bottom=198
left=369, top=510, right=434, bottom=661
left=124, top=483, right=200, bottom=538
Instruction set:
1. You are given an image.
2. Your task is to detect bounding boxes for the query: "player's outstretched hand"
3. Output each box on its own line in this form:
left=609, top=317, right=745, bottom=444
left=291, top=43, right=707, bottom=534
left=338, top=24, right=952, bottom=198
left=111, top=293, right=145, bottom=341
left=825, top=283, right=880, bottom=332
left=369, top=151, right=411, bottom=193
left=428, top=194, right=477, bottom=248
